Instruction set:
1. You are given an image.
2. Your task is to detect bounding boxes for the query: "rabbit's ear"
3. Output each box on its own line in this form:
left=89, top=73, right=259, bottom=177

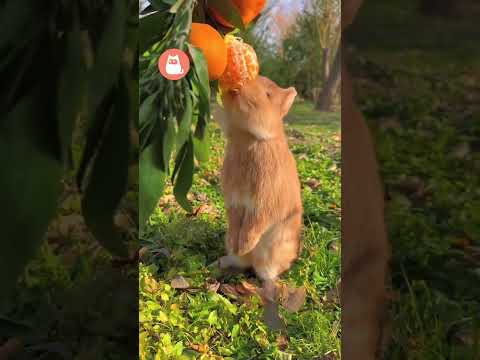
left=280, top=87, right=297, bottom=117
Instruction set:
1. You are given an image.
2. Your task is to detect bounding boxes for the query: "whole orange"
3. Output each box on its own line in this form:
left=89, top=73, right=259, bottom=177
left=189, top=23, right=227, bottom=80
left=208, top=0, right=267, bottom=28
left=219, top=35, right=259, bottom=91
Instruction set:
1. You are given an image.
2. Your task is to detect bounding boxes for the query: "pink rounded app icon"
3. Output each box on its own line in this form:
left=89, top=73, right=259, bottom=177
left=158, top=48, right=190, bottom=80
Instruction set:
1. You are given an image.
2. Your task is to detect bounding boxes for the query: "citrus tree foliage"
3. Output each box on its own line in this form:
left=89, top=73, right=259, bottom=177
left=0, top=0, right=138, bottom=304
left=139, top=0, right=244, bottom=229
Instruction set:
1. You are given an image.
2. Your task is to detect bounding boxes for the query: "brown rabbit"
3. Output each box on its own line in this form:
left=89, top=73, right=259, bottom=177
left=342, top=0, right=391, bottom=358
left=214, top=76, right=303, bottom=330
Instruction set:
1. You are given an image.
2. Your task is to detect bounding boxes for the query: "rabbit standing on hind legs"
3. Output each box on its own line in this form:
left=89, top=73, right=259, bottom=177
left=213, top=76, right=303, bottom=331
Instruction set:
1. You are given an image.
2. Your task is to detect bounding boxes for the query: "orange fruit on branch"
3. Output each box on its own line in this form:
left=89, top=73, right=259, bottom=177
left=189, top=23, right=227, bottom=80
left=219, top=35, right=259, bottom=91
left=208, top=0, right=267, bottom=28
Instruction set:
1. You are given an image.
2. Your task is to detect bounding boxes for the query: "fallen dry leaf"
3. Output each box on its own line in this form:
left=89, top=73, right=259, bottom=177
left=314, top=351, right=337, bottom=360
left=198, top=178, right=211, bottom=187
left=188, top=203, right=217, bottom=218
left=152, top=247, right=171, bottom=258
left=189, top=343, right=209, bottom=353
left=186, top=288, right=202, bottom=293
left=171, top=275, right=190, bottom=289
left=143, top=277, right=159, bottom=293
left=305, top=178, right=321, bottom=190
left=205, top=279, right=220, bottom=293
left=138, top=246, right=150, bottom=260
left=328, top=164, right=338, bottom=172
left=159, top=194, right=175, bottom=204
left=114, top=213, right=132, bottom=229
left=195, top=192, right=208, bottom=202
left=276, top=335, right=289, bottom=351
left=280, top=285, right=307, bottom=312
left=328, top=241, right=340, bottom=252
left=219, top=284, right=240, bottom=299
left=286, top=128, right=305, bottom=140
left=324, top=286, right=340, bottom=305
left=236, top=280, right=258, bottom=296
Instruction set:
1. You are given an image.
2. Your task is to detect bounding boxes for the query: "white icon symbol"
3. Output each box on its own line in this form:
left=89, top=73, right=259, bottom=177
left=165, top=55, right=184, bottom=75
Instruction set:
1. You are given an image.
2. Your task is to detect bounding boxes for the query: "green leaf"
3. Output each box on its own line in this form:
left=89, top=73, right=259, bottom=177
left=162, top=117, right=177, bottom=173
left=193, top=115, right=209, bottom=163
left=161, top=333, right=172, bottom=346
left=176, top=94, right=192, bottom=149
left=139, top=144, right=166, bottom=229
left=173, top=137, right=194, bottom=212
left=231, top=324, right=240, bottom=338
left=207, top=310, right=218, bottom=325
left=189, top=49, right=211, bottom=169
left=0, top=92, right=62, bottom=305
left=89, top=0, right=128, bottom=110
left=82, top=72, right=130, bottom=258
left=139, top=92, right=157, bottom=128
left=171, top=140, right=188, bottom=182
left=207, top=0, right=245, bottom=30
left=76, top=90, right=115, bottom=188
left=57, top=10, right=86, bottom=167
left=139, top=11, right=171, bottom=54
left=169, top=0, right=186, bottom=14
left=188, top=44, right=211, bottom=106
left=173, top=341, right=184, bottom=356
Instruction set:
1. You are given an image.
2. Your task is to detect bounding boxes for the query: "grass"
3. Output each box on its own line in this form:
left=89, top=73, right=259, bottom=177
left=139, top=101, right=341, bottom=359
left=347, top=0, right=480, bottom=358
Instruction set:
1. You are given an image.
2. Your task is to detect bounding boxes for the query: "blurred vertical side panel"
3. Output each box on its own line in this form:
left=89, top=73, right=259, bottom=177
left=343, top=0, right=480, bottom=358
left=0, top=0, right=139, bottom=358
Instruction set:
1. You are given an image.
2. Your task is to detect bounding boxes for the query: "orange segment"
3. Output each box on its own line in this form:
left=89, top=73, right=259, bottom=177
left=219, top=35, right=259, bottom=91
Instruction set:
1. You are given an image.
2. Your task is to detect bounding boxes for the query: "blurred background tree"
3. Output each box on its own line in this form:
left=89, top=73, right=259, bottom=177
left=245, top=0, right=340, bottom=110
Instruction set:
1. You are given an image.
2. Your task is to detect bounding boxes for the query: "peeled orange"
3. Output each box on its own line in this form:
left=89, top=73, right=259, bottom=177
left=219, top=35, right=259, bottom=91
left=208, top=0, right=267, bottom=28
left=189, top=23, right=227, bottom=80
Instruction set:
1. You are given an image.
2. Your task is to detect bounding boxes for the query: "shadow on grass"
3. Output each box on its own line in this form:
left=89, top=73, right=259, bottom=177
left=142, top=217, right=226, bottom=274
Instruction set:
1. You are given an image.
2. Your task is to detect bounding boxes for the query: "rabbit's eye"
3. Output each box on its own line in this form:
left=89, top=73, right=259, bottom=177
left=266, top=91, right=272, bottom=99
